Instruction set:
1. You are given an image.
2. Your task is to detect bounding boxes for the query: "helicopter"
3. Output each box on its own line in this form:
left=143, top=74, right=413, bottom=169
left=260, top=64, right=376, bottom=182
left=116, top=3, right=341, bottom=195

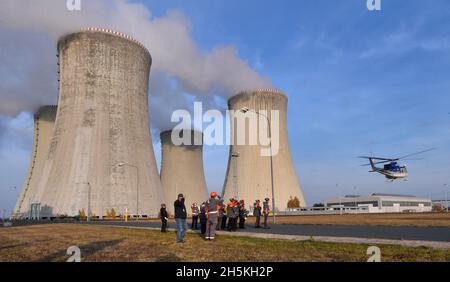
left=358, top=148, right=436, bottom=181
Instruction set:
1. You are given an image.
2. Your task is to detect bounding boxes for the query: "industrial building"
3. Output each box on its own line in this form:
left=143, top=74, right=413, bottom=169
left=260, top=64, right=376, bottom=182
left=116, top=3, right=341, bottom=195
left=160, top=129, right=208, bottom=215
left=14, top=28, right=165, bottom=218
left=14, top=106, right=57, bottom=218
left=324, top=193, right=432, bottom=213
left=13, top=30, right=309, bottom=219
left=222, top=88, right=306, bottom=211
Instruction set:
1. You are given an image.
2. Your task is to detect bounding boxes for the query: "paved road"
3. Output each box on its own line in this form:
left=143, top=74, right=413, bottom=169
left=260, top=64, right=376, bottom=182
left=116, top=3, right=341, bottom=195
left=77, top=221, right=450, bottom=242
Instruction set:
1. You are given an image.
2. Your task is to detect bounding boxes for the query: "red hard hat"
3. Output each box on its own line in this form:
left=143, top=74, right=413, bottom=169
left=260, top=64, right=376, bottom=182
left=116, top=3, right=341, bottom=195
left=211, top=191, right=217, bottom=197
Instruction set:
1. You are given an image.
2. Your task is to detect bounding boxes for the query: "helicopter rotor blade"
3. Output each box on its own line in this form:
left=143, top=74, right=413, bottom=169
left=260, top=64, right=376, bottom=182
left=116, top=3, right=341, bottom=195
left=397, top=148, right=436, bottom=160
left=358, top=156, right=396, bottom=161
left=373, top=160, right=394, bottom=165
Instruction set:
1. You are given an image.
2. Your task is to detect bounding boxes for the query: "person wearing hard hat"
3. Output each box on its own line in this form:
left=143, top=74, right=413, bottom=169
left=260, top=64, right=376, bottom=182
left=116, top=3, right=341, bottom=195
left=216, top=198, right=224, bottom=230
left=205, top=191, right=220, bottom=240
left=174, top=193, right=187, bottom=243
left=238, top=200, right=248, bottom=229
left=160, top=203, right=168, bottom=232
left=227, top=198, right=239, bottom=232
left=254, top=200, right=262, bottom=228
left=199, top=201, right=207, bottom=234
left=263, top=198, right=271, bottom=229
left=191, top=203, right=199, bottom=230
left=220, top=201, right=228, bottom=230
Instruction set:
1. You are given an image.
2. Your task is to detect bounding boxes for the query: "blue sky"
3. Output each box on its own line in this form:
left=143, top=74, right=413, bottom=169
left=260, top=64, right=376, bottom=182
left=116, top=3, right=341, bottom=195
left=1, top=0, right=450, bottom=215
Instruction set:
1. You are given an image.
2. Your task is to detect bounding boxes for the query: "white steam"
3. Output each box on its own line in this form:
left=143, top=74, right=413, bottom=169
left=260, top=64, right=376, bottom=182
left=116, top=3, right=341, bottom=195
left=0, top=0, right=270, bottom=131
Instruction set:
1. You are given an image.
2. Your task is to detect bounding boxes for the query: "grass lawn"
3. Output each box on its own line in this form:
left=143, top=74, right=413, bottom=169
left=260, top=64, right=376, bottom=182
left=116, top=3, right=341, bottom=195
left=0, top=224, right=449, bottom=262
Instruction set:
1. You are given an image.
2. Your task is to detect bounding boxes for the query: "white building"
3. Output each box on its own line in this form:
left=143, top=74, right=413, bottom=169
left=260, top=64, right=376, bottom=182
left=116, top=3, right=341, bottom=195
left=324, top=193, right=432, bottom=213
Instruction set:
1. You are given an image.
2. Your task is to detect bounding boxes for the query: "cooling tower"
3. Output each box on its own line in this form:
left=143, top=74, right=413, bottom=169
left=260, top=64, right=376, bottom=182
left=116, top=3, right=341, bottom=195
left=160, top=129, right=208, bottom=214
left=222, top=88, right=307, bottom=211
left=35, top=28, right=164, bottom=218
left=13, top=106, right=57, bottom=218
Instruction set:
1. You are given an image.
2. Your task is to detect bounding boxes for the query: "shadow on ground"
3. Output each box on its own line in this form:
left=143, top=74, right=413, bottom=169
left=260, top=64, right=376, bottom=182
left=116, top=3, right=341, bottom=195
left=155, top=253, right=182, bottom=262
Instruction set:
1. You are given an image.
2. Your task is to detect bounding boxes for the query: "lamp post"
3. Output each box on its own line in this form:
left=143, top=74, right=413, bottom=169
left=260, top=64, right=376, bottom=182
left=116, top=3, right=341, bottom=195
left=117, top=163, right=140, bottom=220
left=87, top=182, right=91, bottom=221
left=240, top=107, right=276, bottom=224
left=231, top=151, right=240, bottom=199
left=76, top=182, right=91, bottom=221
left=444, top=184, right=449, bottom=213
left=336, top=183, right=342, bottom=215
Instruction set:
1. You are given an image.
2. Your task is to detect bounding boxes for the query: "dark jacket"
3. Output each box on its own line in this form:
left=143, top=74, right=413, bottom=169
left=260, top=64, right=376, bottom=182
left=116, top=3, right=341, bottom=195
left=239, top=206, right=248, bottom=218
left=199, top=203, right=207, bottom=223
left=174, top=199, right=187, bottom=219
left=160, top=208, right=168, bottom=220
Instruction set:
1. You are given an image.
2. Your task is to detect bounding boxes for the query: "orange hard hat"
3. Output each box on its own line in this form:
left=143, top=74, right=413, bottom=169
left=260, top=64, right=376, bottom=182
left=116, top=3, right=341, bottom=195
left=211, top=191, right=217, bottom=197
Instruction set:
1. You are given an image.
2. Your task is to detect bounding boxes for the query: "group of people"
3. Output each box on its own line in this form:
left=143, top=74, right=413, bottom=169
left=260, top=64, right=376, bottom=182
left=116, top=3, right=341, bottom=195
left=159, top=192, right=271, bottom=243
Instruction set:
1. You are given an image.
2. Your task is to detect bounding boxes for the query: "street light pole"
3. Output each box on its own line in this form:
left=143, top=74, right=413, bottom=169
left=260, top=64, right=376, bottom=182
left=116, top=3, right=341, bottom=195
left=240, top=107, right=276, bottom=224
left=87, top=182, right=91, bottom=222
left=118, top=163, right=139, bottom=220
left=337, top=183, right=342, bottom=216
left=445, top=184, right=449, bottom=213
left=231, top=152, right=240, bottom=199
left=76, top=182, right=91, bottom=221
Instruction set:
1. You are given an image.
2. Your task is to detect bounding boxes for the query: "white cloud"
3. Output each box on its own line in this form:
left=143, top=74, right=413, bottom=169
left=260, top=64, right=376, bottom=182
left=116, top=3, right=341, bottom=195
left=359, top=28, right=450, bottom=59
left=0, top=0, right=271, bottom=128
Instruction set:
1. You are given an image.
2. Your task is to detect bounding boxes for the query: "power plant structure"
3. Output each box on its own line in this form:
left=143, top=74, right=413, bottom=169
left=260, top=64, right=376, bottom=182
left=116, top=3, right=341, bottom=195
left=13, top=30, right=308, bottom=219
left=222, top=88, right=307, bottom=211
left=160, top=129, right=208, bottom=215
left=14, top=28, right=165, bottom=218
left=14, top=106, right=57, bottom=218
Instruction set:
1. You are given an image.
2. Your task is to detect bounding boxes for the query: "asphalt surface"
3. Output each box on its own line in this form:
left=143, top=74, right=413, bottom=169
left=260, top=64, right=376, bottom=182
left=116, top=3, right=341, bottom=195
left=76, top=221, right=450, bottom=242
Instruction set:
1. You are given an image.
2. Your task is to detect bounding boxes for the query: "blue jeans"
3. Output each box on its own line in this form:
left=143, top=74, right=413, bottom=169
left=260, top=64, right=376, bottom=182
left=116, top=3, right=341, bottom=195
left=175, top=218, right=187, bottom=242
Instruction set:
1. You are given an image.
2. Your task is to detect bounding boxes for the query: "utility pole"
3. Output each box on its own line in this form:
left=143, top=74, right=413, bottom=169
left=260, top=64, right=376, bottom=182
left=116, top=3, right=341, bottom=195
left=240, top=107, right=276, bottom=224
left=337, top=183, right=342, bottom=215
left=76, top=182, right=91, bottom=221
left=117, top=163, right=139, bottom=220
left=87, top=182, right=91, bottom=222
left=445, top=184, right=449, bottom=212
left=231, top=152, right=240, bottom=199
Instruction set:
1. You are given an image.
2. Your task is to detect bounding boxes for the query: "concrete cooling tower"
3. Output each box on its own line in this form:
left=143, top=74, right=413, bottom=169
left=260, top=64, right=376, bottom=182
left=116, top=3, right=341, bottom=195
left=222, top=88, right=307, bottom=211
left=160, top=130, right=208, bottom=215
left=13, top=106, right=57, bottom=218
left=34, top=28, right=164, bottom=218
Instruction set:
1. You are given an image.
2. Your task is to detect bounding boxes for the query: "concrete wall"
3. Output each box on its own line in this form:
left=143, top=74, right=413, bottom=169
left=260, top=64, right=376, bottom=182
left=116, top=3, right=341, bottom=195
left=13, top=106, right=57, bottom=217
left=222, top=89, right=307, bottom=211
left=35, top=29, right=164, bottom=218
left=160, top=129, right=208, bottom=215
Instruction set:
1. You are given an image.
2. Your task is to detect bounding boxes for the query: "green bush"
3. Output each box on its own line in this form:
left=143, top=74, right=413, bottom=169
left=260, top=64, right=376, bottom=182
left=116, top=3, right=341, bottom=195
left=287, top=196, right=300, bottom=209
